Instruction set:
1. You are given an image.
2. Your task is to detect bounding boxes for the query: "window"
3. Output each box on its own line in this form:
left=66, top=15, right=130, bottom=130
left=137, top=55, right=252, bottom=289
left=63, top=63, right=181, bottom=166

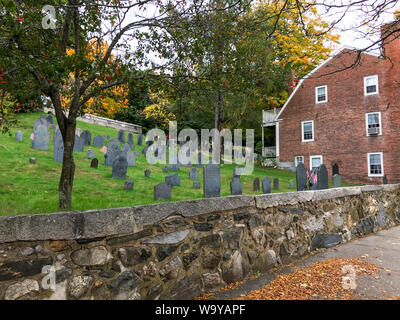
left=364, top=75, right=378, bottom=95
left=310, top=155, right=323, bottom=170
left=365, top=112, right=382, bottom=136
left=295, top=156, right=304, bottom=167
left=368, top=152, right=383, bottom=177
left=302, top=121, right=314, bottom=142
left=315, top=85, right=328, bottom=103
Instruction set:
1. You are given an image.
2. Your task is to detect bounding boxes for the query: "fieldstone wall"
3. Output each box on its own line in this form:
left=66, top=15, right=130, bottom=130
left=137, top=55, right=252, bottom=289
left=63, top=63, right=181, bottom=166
left=0, top=184, right=399, bottom=300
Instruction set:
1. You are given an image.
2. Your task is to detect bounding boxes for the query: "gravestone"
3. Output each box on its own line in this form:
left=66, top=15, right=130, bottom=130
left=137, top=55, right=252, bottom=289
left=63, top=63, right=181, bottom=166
left=121, top=143, right=131, bottom=155
left=154, top=182, right=171, bottom=200
left=118, top=130, right=125, bottom=143
left=165, top=173, right=180, bottom=187
left=126, top=150, right=136, bottom=167
left=86, top=149, right=95, bottom=159
left=168, top=163, right=180, bottom=171
left=163, top=166, right=169, bottom=173
left=105, top=139, right=122, bottom=166
left=189, top=168, right=199, bottom=181
left=253, top=178, right=260, bottom=191
left=316, top=164, right=329, bottom=190
left=289, top=179, right=294, bottom=189
left=137, top=134, right=143, bottom=146
left=383, top=174, right=388, bottom=184
left=145, top=169, right=151, bottom=178
left=273, top=178, right=279, bottom=190
left=127, top=133, right=134, bottom=148
left=46, top=115, right=54, bottom=124
left=296, top=163, right=308, bottom=191
left=15, top=130, right=23, bottom=142
left=333, top=174, right=342, bottom=188
left=81, top=130, right=91, bottom=146
left=91, top=158, right=99, bottom=168
left=53, top=129, right=64, bottom=162
left=262, top=177, right=271, bottom=194
left=124, top=180, right=134, bottom=191
left=34, top=116, right=48, bottom=131
left=73, top=135, right=84, bottom=152
left=32, top=125, right=50, bottom=150
left=93, top=135, right=105, bottom=147
left=230, top=177, right=242, bottom=195
left=193, top=181, right=201, bottom=189
left=203, top=164, right=221, bottom=198
left=332, top=162, right=339, bottom=176
left=197, top=152, right=204, bottom=168
left=112, top=156, right=128, bottom=179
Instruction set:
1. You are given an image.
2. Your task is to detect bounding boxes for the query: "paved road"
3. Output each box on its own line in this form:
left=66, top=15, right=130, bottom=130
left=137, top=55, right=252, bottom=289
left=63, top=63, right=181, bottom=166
left=211, top=226, right=400, bottom=300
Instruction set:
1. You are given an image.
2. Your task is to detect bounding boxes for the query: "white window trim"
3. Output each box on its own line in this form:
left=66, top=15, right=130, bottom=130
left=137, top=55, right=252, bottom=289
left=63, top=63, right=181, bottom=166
left=310, top=155, right=323, bottom=170
left=294, top=156, right=304, bottom=167
left=364, top=75, right=379, bottom=96
left=301, top=120, right=314, bottom=142
left=367, top=152, right=384, bottom=177
left=365, top=112, right=382, bottom=136
left=315, top=85, right=328, bottom=104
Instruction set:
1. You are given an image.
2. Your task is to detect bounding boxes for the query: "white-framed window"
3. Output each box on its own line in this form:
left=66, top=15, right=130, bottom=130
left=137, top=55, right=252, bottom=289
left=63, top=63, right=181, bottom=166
left=302, top=120, right=314, bottom=142
left=368, top=152, right=384, bottom=177
left=295, top=156, right=304, bottom=167
left=315, top=85, right=328, bottom=103
left=365, top=112, right=382, bottom=136
left=364, top=75, right=379, bottom=95
left=310, top=155, right=323, bottom=170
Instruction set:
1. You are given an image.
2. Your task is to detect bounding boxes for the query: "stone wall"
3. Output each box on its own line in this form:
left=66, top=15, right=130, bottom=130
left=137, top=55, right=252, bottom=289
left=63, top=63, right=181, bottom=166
left=0, top=184, right=399, bottom=300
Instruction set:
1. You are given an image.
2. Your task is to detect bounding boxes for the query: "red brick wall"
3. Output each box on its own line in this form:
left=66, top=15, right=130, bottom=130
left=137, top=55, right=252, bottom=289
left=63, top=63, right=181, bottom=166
left=278, top=47, right=400, bottom=184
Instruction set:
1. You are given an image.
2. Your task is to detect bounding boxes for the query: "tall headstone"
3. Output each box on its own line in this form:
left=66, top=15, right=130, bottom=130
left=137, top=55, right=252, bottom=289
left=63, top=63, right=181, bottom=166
left=262, top=177, right=271, bottom=194
left=154, top=183, right=171, bottom=200
left=81, top=130, right=91, bottom=146
left=189, top=168, right=199, bottom=181
left=118, top=130, right=125, bottom=143
left=93, top=135, right=105, bottom=147
left=203, top=164, right=221, bottom=198
left=91, top=158, right=99, bottom=168
left=137, top=134, right=143, bottom=146
left=316, top=164, right=329, bottom=190
left=145, top=169, right=151, bottom=178
left=15, top=130, right=23, bottom=142
left=253, top=178, right=260, bottom=191
left=273, top=178, right=279, bottom=190
left=333, top=174, right=342, bottom=188
left=296, top=163, right=308, bottom=191
left=74, top=135, right=84, bottom=152
left=53, top=129, right=64, bottom=162
left=32, top=125, right=50, bottom=150
left=127, top=133, right=134, bottom=148
left=165, top=173, right=180, bottom=187
left=332, top=162, right=339, bottom=176
left=105, top=139, right=122, bottom=166
left=230, top=177, right=242, bottom=195
left=112, top=156, right=128, bottom=179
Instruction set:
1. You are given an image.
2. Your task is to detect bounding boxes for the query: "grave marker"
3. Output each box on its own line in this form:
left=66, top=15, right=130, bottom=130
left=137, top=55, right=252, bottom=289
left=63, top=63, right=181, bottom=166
left=32, top=125, right=50, bottom=150
left=262, top=177, right=271, bottom=194
left=154, top=183, right=171, bottom=200
left=203, top=164, right=221, bottom=198
left=296, top=163, right=308, bottom=191
left=112, top=156, right=128, bottom=179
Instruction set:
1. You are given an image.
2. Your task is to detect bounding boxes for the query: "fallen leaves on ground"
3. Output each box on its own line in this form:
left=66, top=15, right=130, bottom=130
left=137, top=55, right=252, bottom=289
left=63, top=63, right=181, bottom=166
left=193, top=293, right=215, bottom=300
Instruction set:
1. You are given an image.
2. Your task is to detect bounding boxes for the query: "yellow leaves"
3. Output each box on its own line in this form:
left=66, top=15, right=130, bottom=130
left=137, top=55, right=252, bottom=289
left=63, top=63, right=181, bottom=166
left=142, top=90, right=175, bottom=129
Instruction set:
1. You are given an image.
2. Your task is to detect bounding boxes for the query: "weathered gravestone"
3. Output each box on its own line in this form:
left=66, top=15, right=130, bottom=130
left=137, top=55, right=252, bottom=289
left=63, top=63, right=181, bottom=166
left=93, top=135, right=105, bottom=147
left=289, top=179, right=294, bottom=189
left=137, top=134, right=143, bottom=146
left=332, top=162, right=339, bottom=176
left=73, top=135, right=84, bottom=152
left=193, top=181, right=201, bottom=189
left=86, top=149, right=95, bottom=159
left=34, top=116, right=48, bottom=131
left=81, top=130, right=91, bottom=146
left=145, top=169, right=151, bottom=178
left=230, top=177, right=242, bottom=195
left=333, top=174, right=342, bottom=188
left=127, top=133, right=134, bottom=149
left=32, top=125, right=50, bottom=150
left=189, top=168, right=199, bottom=181
left=105, top=139, right=121, bottom=166
left=296, top=163, right=308, bottom=191
left=165, top=173, right=180, bottom=187
left=203, top=164, right=221, bottom=198
left=46, top=115, right=54, bottom=124
left=262, top=177, right=271, bottom=194
left=126, top=150, right=136, bottom=167
left=118, top=130, right=125, bottom=143
left=112, top=156, right=128, bottom=179
left=91, top=158, right=99, bottom=168
left=121, top=143, right=131, bottom=155
left=124, top=180, right=134, bottom=191
left=154, top=182, right=171, bottom=200
left=316, top=164, right=329, bottom=190
left=15, top=130, right=23, bottom=142
left=53, top=129, right=64, bottom=162
left=273, top=178, right=279, bottom=190
left=253, top=177, right=260, bottom=191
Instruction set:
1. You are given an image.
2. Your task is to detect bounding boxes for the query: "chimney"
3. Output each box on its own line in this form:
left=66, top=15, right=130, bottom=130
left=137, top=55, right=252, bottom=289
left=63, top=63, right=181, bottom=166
left=380, top=20, right=400, bottom=62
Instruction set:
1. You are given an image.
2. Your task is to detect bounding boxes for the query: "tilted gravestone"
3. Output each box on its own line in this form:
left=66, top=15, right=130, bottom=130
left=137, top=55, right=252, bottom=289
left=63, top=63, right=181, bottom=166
left=262, top=177, right=271, bottom=194
left=112, top=156, right=128, bottom=179
left=53, top=129, right=64, bottom=162
left=154, top=182, right=171, bottom=200
left=203, top=164, right=221, bottom=198
left=93, top=135, right=105, bottom=147
left=289, top=179, right=294, bottom=189
left=118, top=130, right=125, bottom=143
left=105, top=139, right=122, bottom=166
left=124, top=180, right=134, bottom=191
left=73, top=135, right=84, bottom=152
left=316, top=164, right=329, bottom=190
left=126, top=150, right=136, bottom=167
left=145, top=169, right=151, bottom=178
left=333, top=174, right=342, bottom=188
left=230, top=177, right=242, bottom=195
left=46, top=115, right=54, bottom=124
left=91, top=158, right=99, bottom=168
left=163, top=166, right=169, bottom=173
left=296, top=163, right=308, bottom=191
left=86, top=149, right=95, bottom=159
left=193, top=181, right=201, bottom=189
left=253, top=177, right=260, bottom=191
left=165, top=173, right=180, bottom=187
left=273, top=178, right=279, bottom=190
left=81, top=130, right=92, bottom=146
left=332, top=162, right=339, bottom=176
left=32, top=125, right=50, bottom=150
left=15, top=130, right=23, bottom=142
left=137, top=134, right=143, bottom=146
left=189, top=168, right=199, bottom=181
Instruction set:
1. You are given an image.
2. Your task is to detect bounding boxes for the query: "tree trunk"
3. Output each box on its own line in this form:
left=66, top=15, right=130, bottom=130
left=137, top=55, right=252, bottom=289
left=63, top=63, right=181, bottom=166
left=215, top=92, right=224, bottom=162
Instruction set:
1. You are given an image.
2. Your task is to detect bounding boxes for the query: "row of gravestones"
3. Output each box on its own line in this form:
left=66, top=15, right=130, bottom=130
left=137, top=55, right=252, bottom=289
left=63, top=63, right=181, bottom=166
left=296, top=162, right=343, bottom=191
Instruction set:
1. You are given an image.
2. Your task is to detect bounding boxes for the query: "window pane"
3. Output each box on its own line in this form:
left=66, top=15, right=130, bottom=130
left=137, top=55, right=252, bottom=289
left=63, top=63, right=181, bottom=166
left=368, top=114, right=379, bottom=125
left=366, top=85, right=377, bottom=93
left=369, top=154, right=382, bottom=175
left=317, top=87, right=326, bottom=102
left=311, top=157, right=321, bottom=168
left=366, top=77, right=376, bottom=86
left=370, top=154, right=381, bottom=164
left=317, top=87, right=325, bottom=95
left=303, top=122, right=313, bottom=140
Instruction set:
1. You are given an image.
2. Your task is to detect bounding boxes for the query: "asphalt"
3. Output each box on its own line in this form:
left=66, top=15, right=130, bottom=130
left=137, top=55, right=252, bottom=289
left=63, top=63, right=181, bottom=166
left=210, top=225, right=400, bottom=300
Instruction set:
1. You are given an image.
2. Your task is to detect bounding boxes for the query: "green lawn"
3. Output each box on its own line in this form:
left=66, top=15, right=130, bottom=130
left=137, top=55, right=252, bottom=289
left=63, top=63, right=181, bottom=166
left=0, top=112, right=357, bottom=216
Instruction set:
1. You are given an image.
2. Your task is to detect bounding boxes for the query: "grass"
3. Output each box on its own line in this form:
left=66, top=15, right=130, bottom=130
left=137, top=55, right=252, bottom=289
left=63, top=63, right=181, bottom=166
left=0, top=112, right=357, bottom=216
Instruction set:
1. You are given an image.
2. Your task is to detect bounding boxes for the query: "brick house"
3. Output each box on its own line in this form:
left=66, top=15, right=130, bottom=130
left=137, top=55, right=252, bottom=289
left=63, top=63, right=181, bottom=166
left=262, top=21, right=400, bottom=184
